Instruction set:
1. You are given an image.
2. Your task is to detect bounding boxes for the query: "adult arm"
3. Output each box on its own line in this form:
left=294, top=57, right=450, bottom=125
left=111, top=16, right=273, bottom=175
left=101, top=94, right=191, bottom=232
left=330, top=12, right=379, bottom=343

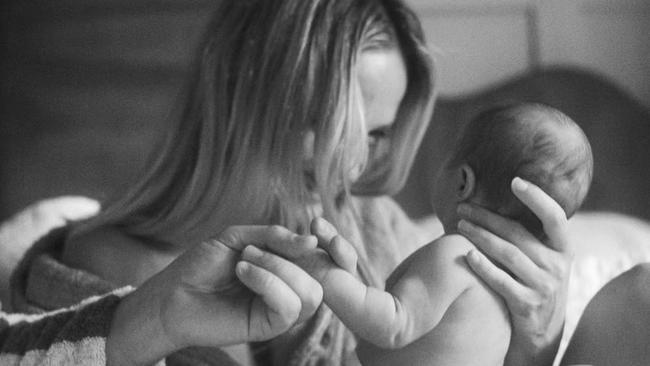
left=107, top=225, right=323, bottom=366
left=1, top=225, right=322, bottom=366
left=459, top=178, right=571, bottom=366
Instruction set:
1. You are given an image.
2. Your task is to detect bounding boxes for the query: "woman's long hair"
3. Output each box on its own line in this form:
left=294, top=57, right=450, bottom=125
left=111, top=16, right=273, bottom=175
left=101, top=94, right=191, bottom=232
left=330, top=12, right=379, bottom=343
left=73, top=0, right=435, bottom=246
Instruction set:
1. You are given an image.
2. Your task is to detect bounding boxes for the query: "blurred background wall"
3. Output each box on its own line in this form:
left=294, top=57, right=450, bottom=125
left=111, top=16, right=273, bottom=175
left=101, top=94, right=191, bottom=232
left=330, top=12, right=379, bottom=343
left=406, top=0, right=650, bottom=107
left=1, top=0, right=214, bottom=220
left=395, top=0, right=650, bottom=220
left=1, top=0, right=649, bottom=221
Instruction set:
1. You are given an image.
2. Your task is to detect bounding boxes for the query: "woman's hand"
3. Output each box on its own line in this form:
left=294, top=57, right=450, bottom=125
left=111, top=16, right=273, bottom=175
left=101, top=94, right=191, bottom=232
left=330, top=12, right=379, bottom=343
left=107, top=225, right=323, bottom=366
left=458, top=177, right=572, bottom=366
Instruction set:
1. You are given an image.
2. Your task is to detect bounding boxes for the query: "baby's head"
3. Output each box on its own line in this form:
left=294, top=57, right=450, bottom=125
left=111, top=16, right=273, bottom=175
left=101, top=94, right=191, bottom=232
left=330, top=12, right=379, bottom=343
left=431, top=103, right=593, bottom=239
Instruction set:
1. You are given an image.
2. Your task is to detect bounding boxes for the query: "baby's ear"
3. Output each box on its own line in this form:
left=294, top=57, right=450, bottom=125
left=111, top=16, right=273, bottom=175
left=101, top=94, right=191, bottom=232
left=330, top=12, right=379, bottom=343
left=457, top=164, right=476, bottom=201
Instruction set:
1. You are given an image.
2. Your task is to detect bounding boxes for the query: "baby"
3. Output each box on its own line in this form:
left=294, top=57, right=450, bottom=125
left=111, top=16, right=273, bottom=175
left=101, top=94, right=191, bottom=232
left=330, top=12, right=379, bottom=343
left=297, top=103, right=594, bottom=365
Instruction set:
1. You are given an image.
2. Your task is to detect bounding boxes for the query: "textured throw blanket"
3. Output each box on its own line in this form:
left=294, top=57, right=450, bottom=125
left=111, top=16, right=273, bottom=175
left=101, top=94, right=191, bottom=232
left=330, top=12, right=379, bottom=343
left=0, top=287, right=134, bottom=365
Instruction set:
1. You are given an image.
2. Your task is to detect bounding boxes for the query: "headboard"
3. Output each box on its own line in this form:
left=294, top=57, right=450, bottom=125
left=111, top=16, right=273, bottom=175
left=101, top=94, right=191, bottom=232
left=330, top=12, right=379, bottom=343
left=395, top=67, right=650, bottom=222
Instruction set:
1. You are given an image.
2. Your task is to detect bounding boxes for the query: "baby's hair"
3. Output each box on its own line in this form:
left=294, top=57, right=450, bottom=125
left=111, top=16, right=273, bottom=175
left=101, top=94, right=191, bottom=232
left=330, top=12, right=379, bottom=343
left=448, top=103, right=593, bottom=238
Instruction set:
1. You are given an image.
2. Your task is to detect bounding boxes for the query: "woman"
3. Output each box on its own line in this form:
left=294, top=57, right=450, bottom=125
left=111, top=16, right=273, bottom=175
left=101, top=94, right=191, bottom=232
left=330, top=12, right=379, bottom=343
left=11, top=0, right=569, bottom=365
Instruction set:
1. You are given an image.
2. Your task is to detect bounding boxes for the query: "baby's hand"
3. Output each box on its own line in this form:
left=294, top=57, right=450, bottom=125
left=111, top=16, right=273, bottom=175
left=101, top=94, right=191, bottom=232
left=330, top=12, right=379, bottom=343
left=310, top=218, right=358, bottom=273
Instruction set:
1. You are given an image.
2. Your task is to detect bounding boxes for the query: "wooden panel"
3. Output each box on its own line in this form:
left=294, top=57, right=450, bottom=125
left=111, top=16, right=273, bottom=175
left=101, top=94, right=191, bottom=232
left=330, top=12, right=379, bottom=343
left=407, top=0, right=536, bottom=96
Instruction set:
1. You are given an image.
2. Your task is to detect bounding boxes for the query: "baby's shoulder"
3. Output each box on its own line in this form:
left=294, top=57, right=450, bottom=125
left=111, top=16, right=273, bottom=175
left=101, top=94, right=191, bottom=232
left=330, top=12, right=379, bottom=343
left=418, top=234, right=477, bottom=262
left=432, top=233, right=476, bottom=250
left=398, top=234, right=479, bottom=285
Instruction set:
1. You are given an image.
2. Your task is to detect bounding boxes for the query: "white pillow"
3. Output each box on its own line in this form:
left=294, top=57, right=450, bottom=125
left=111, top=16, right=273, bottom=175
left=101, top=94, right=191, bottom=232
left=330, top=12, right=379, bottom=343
left=559, top=212, right=650, bottom=363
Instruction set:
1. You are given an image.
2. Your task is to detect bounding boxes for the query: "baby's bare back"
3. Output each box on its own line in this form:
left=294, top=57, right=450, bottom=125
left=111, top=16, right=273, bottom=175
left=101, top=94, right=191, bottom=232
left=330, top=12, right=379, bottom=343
left=357, top=235, right=511, bottom=366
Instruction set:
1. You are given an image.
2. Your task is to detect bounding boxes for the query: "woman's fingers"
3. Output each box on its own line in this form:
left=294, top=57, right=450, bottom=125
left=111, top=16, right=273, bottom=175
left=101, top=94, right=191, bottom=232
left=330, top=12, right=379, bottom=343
left=511, top=177, right=569, bottom=252
left=215, top=225, right=317, bottom=259
left=458, top=177, right=573, bottom=365
left=170, top=237, right=240, bottom=291
left=457, top=186, right=572, bottom=269
left=235, top=261, right=302, bottom=340
left=240, top=245, right=323, bottom=322
left=457, top=203, right=555, bottom=270
left=467, top=248, right=564, bottom=366
left=458, top=219, right=547, bottom=288
left=465, top=250, right=531, bottom=310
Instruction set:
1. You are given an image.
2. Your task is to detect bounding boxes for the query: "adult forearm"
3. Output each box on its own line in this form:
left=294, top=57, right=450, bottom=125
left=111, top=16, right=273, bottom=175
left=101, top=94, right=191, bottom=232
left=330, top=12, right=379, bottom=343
left=106, top=277, right=173, bottom=366
left=504, top=329, right=561, bottom=366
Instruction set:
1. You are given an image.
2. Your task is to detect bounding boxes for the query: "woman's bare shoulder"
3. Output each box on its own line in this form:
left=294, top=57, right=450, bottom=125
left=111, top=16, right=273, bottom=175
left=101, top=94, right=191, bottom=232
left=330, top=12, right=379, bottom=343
left=62, top=226, right=179, bottom=287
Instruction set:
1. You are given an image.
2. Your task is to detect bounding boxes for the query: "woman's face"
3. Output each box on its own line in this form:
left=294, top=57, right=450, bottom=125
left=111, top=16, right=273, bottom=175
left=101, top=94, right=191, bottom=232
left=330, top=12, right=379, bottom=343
left=303, top=27, right=408, bottom=185
left=356, top=30, right=407, bottom=174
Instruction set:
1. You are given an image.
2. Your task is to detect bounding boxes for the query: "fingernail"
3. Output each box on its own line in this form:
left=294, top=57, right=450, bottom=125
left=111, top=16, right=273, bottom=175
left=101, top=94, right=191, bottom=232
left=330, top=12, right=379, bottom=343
left=457, top=204, right=470, bottom=216
left=312, top=217, right=329, bottom=231
left=512, top=177, right=528, bottom=192
left=467, top=250, right=481, bottom=264
left=243, top=245, right=263, bottom=259
left=236, top=261, right=250, bottom=276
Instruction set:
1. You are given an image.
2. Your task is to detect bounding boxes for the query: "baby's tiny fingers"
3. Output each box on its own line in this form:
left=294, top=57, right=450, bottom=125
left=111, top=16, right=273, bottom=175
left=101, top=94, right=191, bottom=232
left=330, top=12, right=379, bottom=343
left=310, top=217, right=339, bottom=246
left=328, top=236, right=358, bottom=273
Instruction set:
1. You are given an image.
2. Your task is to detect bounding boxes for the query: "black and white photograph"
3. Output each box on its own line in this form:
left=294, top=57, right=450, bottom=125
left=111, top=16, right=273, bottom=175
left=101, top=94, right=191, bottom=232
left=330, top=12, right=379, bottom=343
left=1, top=0, right=649, bottom=365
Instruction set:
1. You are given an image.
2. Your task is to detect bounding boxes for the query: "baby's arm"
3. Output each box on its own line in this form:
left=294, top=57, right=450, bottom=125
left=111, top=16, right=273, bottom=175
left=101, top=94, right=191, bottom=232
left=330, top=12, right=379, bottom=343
left=296, top=234, right=476, bottom=349
left=298, top=250, right=411, bottom=349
